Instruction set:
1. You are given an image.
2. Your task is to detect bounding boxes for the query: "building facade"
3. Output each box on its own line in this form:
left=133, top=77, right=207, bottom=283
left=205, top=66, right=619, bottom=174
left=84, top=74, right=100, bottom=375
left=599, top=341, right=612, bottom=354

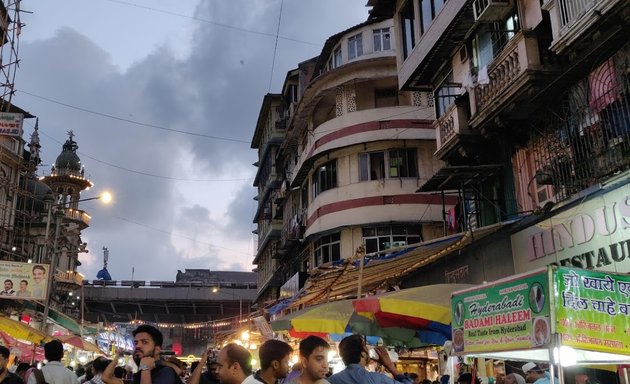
left=365, top=0, right=629, bottom=283
left=252, top=18, right=456, bottom=307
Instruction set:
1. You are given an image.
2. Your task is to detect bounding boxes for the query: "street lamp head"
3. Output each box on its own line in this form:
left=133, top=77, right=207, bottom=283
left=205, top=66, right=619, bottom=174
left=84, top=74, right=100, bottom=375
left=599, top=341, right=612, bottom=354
left=211, top=287, right=219, bottom=293
left=99, top=191, right=112, bottom=204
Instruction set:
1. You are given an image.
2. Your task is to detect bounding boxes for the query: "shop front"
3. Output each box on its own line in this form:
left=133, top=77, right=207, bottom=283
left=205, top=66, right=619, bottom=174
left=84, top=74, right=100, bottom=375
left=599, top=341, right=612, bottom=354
left=450, top=266, right=630, bottom=384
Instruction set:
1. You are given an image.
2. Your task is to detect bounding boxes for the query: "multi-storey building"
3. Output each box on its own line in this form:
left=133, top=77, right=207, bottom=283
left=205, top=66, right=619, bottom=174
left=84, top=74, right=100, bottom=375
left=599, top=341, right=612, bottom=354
left=252, top=17, right=456, bottom=307
left=365, top=0, right=630, bottom=281
left=251, top=93, right=286, bottom=304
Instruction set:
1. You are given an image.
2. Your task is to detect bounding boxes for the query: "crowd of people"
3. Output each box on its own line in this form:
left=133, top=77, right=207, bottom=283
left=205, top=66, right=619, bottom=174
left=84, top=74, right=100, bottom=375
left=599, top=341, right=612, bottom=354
left=0, top=324, right=566, bottom=384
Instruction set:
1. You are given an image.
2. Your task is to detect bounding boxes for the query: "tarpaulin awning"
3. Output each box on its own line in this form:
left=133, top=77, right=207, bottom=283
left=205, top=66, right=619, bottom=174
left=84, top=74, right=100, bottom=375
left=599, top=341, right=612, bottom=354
left=0, top=317, right=52, bottom=344
left=22, top=301, right=83, bottom=335
left=417, top=164, right=504, bottom=192
left=56, top=335, right=106, bottom=354
left=288, top=222, right=510, bottom=309
left=0, top=331, right=45, bottom=361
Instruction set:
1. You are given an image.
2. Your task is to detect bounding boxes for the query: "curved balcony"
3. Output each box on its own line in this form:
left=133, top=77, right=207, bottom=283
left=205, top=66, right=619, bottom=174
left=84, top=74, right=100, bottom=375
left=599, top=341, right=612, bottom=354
left=288, top=55, right=398, bottom=141
left=62, top=207, right=90, bottom=229
left=303, top=180, right=451, bottom=237
left=290, top=106, right=435, bottom=188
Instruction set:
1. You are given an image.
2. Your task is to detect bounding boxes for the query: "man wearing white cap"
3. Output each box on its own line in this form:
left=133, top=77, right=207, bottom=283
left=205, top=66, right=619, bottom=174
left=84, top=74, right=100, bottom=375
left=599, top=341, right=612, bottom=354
left=522, top=363, right=555, bottom=384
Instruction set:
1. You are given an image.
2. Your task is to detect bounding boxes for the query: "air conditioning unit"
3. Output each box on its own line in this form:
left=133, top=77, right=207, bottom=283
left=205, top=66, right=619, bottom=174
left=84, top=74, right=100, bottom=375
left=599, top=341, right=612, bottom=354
left=473, top=0, right=513, bottom=22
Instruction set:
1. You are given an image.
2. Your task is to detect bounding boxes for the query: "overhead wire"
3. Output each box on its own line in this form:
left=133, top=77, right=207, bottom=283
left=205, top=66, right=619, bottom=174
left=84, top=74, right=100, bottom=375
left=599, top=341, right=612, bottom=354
left=18, top=89, right=250, bottom=143
left=33, top=123, right=252, bottom=182
left=100, top=0, right=319, bottom=47
left=268, top=0, right=284, bottom=92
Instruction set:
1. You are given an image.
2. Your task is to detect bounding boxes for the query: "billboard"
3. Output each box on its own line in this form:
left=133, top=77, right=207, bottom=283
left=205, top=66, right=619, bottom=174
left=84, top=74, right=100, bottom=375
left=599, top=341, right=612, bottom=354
left=451, top=269, right=550, bottom=354
left=0, top=112, right=24, bottom=137
left=0, top=261, right=49, bottom=300
left=554, top=266, right=630, bottom=356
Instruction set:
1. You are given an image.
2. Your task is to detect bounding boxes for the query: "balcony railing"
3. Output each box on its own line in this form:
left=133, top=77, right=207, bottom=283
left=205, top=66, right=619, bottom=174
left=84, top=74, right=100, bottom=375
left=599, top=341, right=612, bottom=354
left=435, top=103, right=470, bottom=151
left=62, top=208, right=90, bottom=226
left=473, top=32, right=542, bottom=113
left=543, top=0, right=623, bottom=53
left=55, top=270, right=84, bottom=286
left=558, top=0, right=592, bottom=28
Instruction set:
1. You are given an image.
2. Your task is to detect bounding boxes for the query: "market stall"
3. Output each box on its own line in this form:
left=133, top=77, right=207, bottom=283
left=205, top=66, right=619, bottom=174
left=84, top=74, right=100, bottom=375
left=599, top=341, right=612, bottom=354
left=450, top=266, right=630, bottom=384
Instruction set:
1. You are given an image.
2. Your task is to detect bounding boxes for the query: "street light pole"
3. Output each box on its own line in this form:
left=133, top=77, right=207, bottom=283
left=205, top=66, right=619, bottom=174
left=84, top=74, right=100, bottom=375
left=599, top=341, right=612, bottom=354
left=39, top=193, right=112, bottom=333
left=41, top=209, right=63, bottom=333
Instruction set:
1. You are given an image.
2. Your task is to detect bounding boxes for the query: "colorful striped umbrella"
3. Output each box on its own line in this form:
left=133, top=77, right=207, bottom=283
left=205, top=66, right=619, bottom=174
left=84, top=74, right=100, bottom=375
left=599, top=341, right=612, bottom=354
left=271, top=299, right=432, bottom=347
left=56, top=335, right=106, bottom=354
left=352, top=284, right=473, bottom=341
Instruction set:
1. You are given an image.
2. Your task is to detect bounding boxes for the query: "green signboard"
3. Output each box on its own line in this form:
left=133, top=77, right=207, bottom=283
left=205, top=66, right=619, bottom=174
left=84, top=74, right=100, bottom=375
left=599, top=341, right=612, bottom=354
left=451, top=270, right=550, bottom=354
left=554, top=267, right=630, bottom=355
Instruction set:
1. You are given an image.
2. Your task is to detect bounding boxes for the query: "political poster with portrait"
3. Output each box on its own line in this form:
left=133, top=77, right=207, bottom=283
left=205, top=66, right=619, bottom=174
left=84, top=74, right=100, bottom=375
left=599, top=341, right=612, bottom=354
left=0, top=261, right=49, bottom=300
left=555, top=267, right=630, bottom=356
left=450, top=268, right=551, bottom=354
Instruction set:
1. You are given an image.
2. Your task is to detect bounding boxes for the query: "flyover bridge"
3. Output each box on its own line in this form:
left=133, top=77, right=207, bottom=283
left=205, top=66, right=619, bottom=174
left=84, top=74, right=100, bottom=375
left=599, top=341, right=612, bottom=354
left=82, top=278, right=257, bottom=324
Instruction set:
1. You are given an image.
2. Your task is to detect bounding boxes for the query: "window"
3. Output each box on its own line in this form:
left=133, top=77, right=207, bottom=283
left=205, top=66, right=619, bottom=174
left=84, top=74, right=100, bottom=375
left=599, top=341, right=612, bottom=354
left=373, top=28, right=391, bottom=52
left=469, top=12, right=520, bottom=74
left=400, top=0, right=415, bottom=59
left=359, top=149, right=418, bottom=181
left=363, top=225, right=421, bottom=254
left=419, top=0, right=446, bottom=34
left=348, top=33, right=363, bottom=60
left=434, top=69, right=460, bottom=118
left=333, top=47, right=342, bottom=68
left=312, top=160, right=337, bottom=198
left=314, top=233, right=341, bottom=266
left=389, top=148, right=418, bottom=178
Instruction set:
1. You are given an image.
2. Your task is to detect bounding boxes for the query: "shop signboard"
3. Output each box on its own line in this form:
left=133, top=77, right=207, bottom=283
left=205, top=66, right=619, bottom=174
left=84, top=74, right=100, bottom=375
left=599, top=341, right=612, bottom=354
left=0, top=261, right=49, bottom=300
left=0, top=112, right=23, bottom=137
left=511, top=181, right=630, bottom=274
left=451, top=269, right=550, bottom=354
left=554, top=266, right=630, bottom=355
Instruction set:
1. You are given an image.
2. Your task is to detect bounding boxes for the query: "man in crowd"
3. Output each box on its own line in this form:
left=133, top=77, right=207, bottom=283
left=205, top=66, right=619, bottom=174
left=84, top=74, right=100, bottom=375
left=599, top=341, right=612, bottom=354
left=522, top=363, right=554, bottom=384
left=284, top=336, right=330, bottom=384
left=214, top=344, right=252, bottom=384
left=243, top=340, right=292, bottom=384
left=28, top=340, right=79, bottom=384
left=0, top=346, right=23, bottom=384
left=1, top=280, right=15, bottom=296
left=188, top=349, right=219, bottom=384
left=87, top=357, right=110, bottom=384
left=132, top=324, right=179, bottom=384
left=328, top=334, right=411, bottom=384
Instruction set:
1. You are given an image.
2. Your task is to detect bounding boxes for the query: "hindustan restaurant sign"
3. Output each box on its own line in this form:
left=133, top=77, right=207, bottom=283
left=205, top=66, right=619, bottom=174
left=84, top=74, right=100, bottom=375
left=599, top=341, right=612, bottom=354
left=511, top=182, right=630, bottom=274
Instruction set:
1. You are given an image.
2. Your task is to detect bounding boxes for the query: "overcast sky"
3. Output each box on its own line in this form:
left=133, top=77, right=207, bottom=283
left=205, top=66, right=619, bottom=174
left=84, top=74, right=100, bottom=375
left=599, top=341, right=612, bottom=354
left=13, top=0, right=369, bottom=281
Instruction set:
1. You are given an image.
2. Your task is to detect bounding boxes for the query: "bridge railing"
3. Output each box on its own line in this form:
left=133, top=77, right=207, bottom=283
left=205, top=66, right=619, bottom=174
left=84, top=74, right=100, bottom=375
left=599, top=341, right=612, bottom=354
left=83, top=279, right=257, bottom=289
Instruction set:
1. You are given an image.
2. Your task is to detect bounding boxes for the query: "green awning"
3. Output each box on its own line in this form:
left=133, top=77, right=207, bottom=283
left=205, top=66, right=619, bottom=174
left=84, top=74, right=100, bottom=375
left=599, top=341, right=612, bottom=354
left=22, top=302, right=82, bottom=335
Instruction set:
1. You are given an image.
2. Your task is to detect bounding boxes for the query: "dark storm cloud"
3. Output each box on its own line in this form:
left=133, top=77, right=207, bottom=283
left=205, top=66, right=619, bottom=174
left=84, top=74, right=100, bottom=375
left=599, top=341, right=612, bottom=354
left=12, top=0, right=369, bottom=281
left=224, top=183, right=258, bottom=242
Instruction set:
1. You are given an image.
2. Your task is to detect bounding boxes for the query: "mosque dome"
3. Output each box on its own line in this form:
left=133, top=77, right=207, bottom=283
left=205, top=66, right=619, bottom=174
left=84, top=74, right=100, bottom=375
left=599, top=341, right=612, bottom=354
left=19, top=176, right=54, bottom=212
left=55, top=135, right=82, bottom=171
